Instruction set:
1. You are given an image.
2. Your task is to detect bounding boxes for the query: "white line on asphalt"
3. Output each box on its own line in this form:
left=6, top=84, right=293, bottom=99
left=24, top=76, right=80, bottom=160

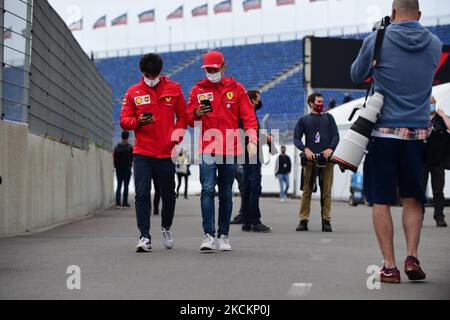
left=320, top=238, right=333, bottom=243
left=286, top=283, right=313, bottom=297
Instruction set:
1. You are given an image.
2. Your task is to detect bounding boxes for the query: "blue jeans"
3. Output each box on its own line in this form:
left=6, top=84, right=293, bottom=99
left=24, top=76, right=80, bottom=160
left=241, top=163, right=262, bottom=225
left=278, top=174, right=289, bottom=199
left=133, top=155, right=176, bottom=240
left=116, top=168, right=131, bottom=206
left=199, top=154, right=237, bottom=237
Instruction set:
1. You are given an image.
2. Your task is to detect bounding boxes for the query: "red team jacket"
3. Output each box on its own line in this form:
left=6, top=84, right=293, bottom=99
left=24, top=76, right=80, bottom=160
left=187, top=76, right=258, bottom=155
left=120, top=76, right=187, bottom=158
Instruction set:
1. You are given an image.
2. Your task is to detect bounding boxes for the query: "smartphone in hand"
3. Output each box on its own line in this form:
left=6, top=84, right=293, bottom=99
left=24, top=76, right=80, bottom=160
left=142, top=112, right=153, bottom=118
left=201, top=100, right=213, bottom=113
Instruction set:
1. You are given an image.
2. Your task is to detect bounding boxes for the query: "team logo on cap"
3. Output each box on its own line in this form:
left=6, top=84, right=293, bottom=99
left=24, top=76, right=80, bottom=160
left=165, top=97, right=172, bottom=103
left=197, top=92, right=214, bottom=103
left=134, top=95, right=150, bottom=106
left=226, top=92, right=233, bottom=100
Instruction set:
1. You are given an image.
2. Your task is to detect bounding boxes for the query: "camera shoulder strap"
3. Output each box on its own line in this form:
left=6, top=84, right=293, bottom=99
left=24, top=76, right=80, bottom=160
left=363, top=24, right=388, bottom=107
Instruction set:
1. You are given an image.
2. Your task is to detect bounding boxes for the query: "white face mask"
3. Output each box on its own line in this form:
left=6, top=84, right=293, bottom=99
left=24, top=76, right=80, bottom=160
left=206, top=71, right=222, bottom=83
left=144, top=76, right=160, bottom=87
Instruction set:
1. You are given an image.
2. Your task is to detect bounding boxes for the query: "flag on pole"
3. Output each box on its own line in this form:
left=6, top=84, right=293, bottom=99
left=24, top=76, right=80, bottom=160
left=167, top=6, right=183, bottom=20
left=138, top=9, right=155, bottom=23
left=192, top=4, right=208, bottom=17
left=3, top=28, right=12, bottom=39
left=111, top=13, right=127, bottom=26
left=214, top=0, right=232, bottom=14
left=243, top=0, right=262, bottom=12
left=93, top=15, right=106, bottom=29
left=276, top=0, right=296, bottom=5
left=68, top=18, right=82, bottom=31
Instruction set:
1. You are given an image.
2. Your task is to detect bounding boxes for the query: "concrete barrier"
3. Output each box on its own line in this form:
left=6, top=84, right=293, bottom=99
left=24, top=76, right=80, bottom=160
left=0, top=120, right=113, bottom=237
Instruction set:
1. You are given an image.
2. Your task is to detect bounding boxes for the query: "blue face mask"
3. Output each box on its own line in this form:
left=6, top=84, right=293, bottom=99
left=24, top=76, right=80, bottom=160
left=430, top=103, right=436, bottom=113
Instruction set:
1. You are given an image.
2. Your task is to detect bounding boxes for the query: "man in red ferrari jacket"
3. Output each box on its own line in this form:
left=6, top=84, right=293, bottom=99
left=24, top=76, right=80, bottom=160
left=120, top=53, right=187, bottom=253
left=187, top=51, right=258, bottom=252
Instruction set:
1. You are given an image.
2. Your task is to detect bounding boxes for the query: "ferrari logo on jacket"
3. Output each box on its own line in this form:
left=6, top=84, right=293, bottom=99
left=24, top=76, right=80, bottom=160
left=226, top=92, right=233, bottom=100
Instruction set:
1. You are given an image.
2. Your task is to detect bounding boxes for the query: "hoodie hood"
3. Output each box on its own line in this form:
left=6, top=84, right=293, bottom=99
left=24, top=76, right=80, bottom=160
left=385, top=21, right=433, bottom=52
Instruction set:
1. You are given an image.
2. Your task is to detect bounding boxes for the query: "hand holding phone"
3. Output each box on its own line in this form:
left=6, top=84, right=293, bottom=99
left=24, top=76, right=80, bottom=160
left=201, top=99, right=212, bottom=113
left=139, top=112, right=153, bottom=126
left=195, top=100, right=212, bottom=118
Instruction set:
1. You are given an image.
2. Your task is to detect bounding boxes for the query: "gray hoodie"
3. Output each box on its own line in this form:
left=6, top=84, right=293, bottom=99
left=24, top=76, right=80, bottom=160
left=351, top=21, right=442, bottom=128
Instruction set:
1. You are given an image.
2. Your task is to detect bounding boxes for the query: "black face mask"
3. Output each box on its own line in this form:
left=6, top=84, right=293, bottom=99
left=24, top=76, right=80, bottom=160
left=255, top=101, right=263, bottom=111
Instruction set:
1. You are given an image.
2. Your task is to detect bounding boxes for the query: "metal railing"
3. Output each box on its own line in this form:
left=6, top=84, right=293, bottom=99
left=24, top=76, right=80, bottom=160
left=1, top=0, right=114, bottom=150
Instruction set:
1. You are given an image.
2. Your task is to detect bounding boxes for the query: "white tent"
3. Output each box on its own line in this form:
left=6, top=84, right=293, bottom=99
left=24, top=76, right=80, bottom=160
left=328, top=82, right=450, bottom=130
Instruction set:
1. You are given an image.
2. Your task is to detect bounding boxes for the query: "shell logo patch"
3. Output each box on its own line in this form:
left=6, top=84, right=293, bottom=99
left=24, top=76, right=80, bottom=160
left=197, top=92, right=214, bottom=103
left=226, top=92, right=233, bottom=100
left=134, top=95, right=150, bottom=106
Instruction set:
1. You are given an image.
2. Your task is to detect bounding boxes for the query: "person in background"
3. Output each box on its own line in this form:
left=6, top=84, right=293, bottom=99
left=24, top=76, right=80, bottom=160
left=275, top=145, right=291, bottom=202
left=176, top=150, right=191, bottom=199
left=421, top=96, right=448, bottom=227
left=328, top=96, right=336, bottom=110
left=294, top=93, right=339, bottom=232
left=113, top=131, right=133, bottom=208
left=240, top=89, right=272, bottom=233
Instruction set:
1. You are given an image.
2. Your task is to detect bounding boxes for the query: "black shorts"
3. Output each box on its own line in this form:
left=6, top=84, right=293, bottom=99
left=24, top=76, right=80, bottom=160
left=363, top=137, right=427, bottom=205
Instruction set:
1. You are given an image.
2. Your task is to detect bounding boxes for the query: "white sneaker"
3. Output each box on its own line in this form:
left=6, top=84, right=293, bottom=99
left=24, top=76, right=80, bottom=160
left=136, top=237, right=151, bottom=252
left=217, top=235, right=232, bottom=251
left=200, top=234, right=216, bottom=252
left=280, top=198, right=286, bottom=203
left=162, top=228, right=174, bottom=249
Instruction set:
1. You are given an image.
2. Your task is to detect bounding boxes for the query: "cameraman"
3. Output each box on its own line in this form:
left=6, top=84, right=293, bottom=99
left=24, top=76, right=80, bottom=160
left=294, top=93, right=339, bottom=232
left=351, top=0, right=442, bottom=283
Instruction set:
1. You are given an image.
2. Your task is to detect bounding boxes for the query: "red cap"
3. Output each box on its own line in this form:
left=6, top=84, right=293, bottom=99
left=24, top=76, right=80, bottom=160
left=201, top=51, right=225, bottom=68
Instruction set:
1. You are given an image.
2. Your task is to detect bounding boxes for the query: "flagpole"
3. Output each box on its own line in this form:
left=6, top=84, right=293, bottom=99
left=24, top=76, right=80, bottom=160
left=169, top=26, right=172, bottom=52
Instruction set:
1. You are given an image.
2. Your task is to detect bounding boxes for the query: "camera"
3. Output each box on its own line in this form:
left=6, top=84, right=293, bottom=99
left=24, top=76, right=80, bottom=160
left=330, top=92, right=384, bottom=172
left=300, top=152, right=327, bottom=168
left=315, top=153, right=327, bottom=168
left=372, top=16, right=391, bottom=31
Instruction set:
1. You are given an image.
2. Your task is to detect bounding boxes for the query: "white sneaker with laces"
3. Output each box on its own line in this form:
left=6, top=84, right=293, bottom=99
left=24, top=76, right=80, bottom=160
left=217, top=235, right=232, bottom=251
left=162, top=228, right=174, bottom=249
left=136, top=237, right=151, bottom=252
left=200, top=234, right=216, bottom=251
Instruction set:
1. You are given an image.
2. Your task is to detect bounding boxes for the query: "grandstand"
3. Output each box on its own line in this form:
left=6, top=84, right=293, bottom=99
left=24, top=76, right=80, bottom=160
left=95, top=25, right=450, bottom=144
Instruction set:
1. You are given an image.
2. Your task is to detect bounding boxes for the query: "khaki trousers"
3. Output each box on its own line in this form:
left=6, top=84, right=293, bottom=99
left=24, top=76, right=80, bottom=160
left=299, top=162, right=334, bottom=222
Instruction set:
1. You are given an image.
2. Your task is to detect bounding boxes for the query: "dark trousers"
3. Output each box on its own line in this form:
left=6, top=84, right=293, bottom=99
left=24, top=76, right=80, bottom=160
left=134, top=155, right=176, bottom=240
left=235, top=165, right=244, bottom=215
left=421, top=165, right=446, bottom=218
left=152, top=175, right=161, bottom=212
left=241, top=162, right=262, bottom=226
left=115, top=168, right=131, bottom=206
left=176, top=173, right=188, bottom=198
